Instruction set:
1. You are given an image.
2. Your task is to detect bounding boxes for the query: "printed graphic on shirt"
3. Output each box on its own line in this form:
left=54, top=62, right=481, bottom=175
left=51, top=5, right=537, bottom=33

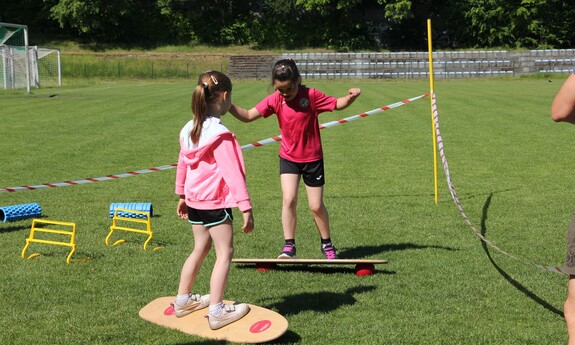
left=299, top=97, right=310, bottom=109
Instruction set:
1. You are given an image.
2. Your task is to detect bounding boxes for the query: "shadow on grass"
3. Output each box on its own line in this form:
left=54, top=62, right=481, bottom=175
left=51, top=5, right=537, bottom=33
left=176, top=340, right=229, bottom=345
left=338, top=243, right=457, bottom=259
left=174, top=328, right=302, bottom=344
left=0, top=223, right=30, bottom=233
left=264, top=285, right=376, bottom=317
left=436, top=187, right=516, bottom=205
left=234, top=263, right=394, bottom=275
left=0, top=214, right=52, bottom=233
left=174, top=340, right=227, bottom=345
left=272, top=330, right=302, bottom=344
left=480, top=193, right=564, bottom=318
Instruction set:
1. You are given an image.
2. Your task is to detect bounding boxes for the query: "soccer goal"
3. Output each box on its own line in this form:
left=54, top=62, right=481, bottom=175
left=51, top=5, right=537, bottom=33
left=1, top=22, right=61, bottom=91
left=33, top=46, right=62, bottom=88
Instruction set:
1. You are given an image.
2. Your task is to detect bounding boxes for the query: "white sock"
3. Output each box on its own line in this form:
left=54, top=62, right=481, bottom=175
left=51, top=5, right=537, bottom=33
left=175, top=293, right=190, bottom=306
left=209, top=302, right=224, bottom=316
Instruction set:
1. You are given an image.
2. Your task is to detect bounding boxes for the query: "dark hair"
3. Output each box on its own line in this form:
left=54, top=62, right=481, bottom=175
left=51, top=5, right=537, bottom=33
left=269, top=59, right=306, bottom=93
left=190, top=70, right=232, bottom=144
left=271, top=59, right=301, bottom=84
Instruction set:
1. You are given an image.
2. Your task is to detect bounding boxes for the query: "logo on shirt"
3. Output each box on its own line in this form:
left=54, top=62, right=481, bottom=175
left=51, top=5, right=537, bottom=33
left=299, top=98, right=310, bottom=109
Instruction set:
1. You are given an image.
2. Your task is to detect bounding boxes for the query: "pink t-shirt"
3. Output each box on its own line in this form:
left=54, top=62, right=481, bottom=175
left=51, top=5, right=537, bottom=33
left=255, top=86, right=337, bottom=163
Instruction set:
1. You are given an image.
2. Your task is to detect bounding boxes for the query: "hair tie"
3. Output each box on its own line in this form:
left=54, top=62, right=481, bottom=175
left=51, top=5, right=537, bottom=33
left=202, top=81, right=210, bottom=98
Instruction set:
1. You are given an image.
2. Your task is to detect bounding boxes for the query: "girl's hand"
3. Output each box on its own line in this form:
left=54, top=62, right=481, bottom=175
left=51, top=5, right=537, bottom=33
left=241, top=210, right=254, bottom=233
left=336, top=88, right=361, bottom=110
left=177, top=198, right=188, bottom=219
left=348, top=88, right=361, bottom=99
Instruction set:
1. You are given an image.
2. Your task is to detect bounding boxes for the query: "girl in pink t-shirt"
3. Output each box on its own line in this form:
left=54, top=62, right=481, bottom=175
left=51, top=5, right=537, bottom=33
left=230, top=59, right=360, bottom=260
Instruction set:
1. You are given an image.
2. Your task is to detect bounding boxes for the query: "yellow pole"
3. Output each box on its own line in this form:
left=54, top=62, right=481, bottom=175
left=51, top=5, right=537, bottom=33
left=427, top=19, right=439, bottom=204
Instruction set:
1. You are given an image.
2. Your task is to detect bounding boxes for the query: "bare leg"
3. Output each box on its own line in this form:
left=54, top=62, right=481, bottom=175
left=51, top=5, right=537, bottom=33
left=280, top=173, right=300, bottom=240
left=566, top=276, right=575, bottom=345
left=177, top=224, right=212, bottom=295
left=208, top=220, right=234, bottom=305
left=305, top=184, right=330, bottom=240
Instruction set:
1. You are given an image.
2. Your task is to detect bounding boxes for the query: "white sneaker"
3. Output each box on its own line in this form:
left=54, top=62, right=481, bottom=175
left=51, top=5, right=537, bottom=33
left=173, top=293, right=210, bottom=318
left=207, top=303, right=250, bottom=330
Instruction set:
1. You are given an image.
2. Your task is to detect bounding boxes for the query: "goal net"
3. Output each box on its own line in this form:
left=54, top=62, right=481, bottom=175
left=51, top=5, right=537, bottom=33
left=1, top=22, right=61, bottom=91
left=1, top=22, right=30, bottom=91
left=34, top=47, right=62, bottom=88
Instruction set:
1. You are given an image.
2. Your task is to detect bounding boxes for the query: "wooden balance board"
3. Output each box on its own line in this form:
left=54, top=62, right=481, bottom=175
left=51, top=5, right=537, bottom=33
left=139, top=296, right=288, bottom=343
left=232, top=258, right=388, bottom=276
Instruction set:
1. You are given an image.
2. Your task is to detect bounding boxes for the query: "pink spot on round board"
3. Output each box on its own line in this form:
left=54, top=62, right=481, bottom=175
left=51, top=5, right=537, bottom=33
left=250, top=320, right=272, bottom=333
left=164, top=305, right=175, bottom=316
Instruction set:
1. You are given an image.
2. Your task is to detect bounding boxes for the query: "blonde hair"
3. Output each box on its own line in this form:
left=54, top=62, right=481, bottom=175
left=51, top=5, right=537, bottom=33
left=190, top=71, right=232, bottom=144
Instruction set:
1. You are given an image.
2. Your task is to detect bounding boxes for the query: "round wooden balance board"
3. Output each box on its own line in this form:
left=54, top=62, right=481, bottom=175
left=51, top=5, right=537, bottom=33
left=232, top=258, right=388, bottom=276
left=139, top=296, right=288, bottom=343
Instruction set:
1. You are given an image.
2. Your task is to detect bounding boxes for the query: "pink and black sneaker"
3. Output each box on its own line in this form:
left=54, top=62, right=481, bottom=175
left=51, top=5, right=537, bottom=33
left=278, top=243, right=296, bottom=259
left=321, top=243, right=338, bottom=259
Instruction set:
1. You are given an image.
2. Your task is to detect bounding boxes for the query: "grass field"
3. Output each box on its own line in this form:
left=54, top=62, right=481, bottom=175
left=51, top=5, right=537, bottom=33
left=1, top=75, right=573, bottom=344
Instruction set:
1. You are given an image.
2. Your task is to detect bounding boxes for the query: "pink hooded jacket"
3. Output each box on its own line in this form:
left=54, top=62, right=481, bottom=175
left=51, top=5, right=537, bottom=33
left=175, top=117, right=252, bottom=212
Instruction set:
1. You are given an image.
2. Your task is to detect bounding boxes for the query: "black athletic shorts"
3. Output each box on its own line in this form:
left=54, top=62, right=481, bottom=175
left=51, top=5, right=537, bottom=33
left=279, top=157, right=325, bottom=187
left=187, top=207, right=233, bottom=227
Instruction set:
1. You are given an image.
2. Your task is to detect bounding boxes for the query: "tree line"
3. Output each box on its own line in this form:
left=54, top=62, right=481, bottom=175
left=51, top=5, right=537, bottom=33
left=2, top=0, right=574, bottom=51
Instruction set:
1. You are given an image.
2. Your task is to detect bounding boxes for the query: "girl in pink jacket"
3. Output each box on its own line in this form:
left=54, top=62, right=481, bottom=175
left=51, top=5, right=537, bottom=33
left=173, top=71, right=254, bottom=330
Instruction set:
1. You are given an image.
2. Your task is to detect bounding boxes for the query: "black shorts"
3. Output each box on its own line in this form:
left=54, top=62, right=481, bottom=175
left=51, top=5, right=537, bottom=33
left=279, top=157, right=325, bottom=187
left=187, top=207, right=233, bottom=227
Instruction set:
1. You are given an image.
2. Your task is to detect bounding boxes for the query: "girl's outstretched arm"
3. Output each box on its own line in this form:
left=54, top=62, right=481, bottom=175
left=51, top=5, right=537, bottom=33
left=229, top=104, right=262, bottom=122
left=335, top=88, right=361, bottom=110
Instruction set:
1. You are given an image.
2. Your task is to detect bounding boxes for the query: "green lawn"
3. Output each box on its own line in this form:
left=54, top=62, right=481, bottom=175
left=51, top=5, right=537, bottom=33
left=0, top=76, right=572, bottom=344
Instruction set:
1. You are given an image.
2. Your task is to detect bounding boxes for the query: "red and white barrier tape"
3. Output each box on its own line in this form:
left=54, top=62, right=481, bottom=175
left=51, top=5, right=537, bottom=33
left=0, top=164, right=178, bottom=193
left=0, top=94, right=427, bottom=193
left=432, top=92, right=567, bottom=275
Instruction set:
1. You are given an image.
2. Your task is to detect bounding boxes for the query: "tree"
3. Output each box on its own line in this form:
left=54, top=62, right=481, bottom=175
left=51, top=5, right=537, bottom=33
left=4, top=0, right=575, bottom=50
left=50, top=0, right=167, bottom=46
left=0, top=0, right=61, bottom=40
left=448, top=0, right=575, bottom=49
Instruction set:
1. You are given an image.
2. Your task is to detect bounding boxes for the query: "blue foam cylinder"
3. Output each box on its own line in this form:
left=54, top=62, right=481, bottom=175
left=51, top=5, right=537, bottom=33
left=109, top=202, right=153, bottom=219
left=0, top=203, right=42, bottom=222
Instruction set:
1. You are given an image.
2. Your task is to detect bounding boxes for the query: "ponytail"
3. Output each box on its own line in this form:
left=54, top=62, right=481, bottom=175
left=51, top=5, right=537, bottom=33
left=189, top=71, right=232, bottom=145
left=190, top=83, right=208, bottom=144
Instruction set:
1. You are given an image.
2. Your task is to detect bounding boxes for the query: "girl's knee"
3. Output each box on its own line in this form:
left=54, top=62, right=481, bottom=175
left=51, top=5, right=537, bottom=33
left=192, top=245, right=211, bottom=259
left=283, top=197, right=297, bottom=209
left=308, top=202, right=326, bottom=215
left=216, top=246, right=234, bottom=261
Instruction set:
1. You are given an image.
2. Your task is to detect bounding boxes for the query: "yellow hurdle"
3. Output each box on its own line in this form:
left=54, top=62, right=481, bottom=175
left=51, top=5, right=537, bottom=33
left=21, top=219, right=77, bottom=264
left=105, top=208, right=153, bottom=250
